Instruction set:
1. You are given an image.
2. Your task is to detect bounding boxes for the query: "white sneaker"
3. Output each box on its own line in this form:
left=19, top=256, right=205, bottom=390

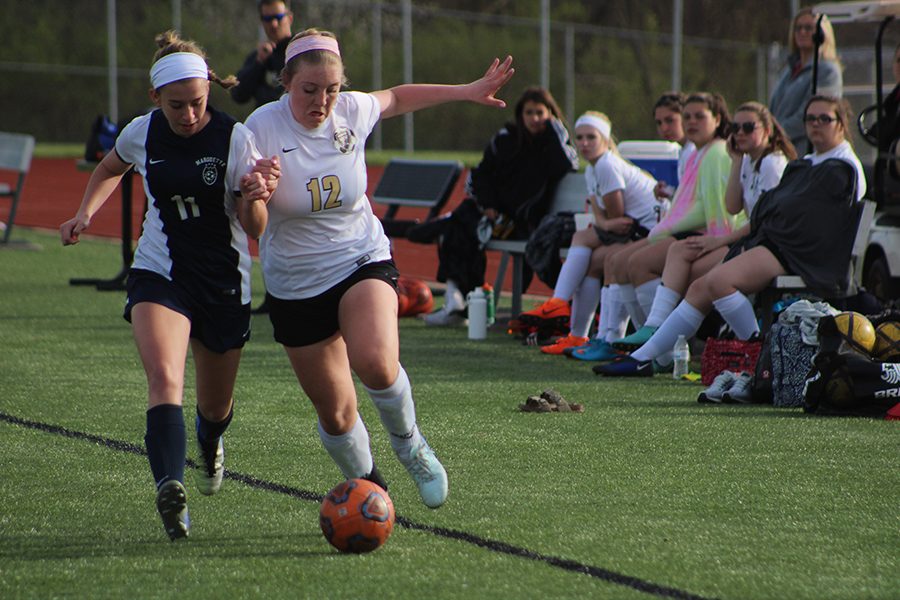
left=422, top=305, right=466, bottom=326
left=697, top=371, right=736, bottom=404
left=722, top=372, right=754, bottom=404
left=397, top=438, right=448, bottom=508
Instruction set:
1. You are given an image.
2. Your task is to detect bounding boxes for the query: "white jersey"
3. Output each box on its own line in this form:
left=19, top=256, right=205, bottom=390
left=245, top=92, right=390, bottom=299
left=677, top=141, right=696, bottom=181
left=805, top=140, right=867, bottom=201
left=585, top=151, right=659, bottom=231
left=115, top=108, right=259, bottom=304
left=739, top=151, right=788, bottom=216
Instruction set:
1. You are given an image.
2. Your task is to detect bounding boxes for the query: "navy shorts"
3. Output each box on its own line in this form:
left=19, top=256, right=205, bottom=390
left=124, top=269, right=251, bottom=354
left=267, top=260, right=399, bottom=347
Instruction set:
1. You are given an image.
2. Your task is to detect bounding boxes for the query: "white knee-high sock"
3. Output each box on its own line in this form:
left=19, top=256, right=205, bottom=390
left=594, top=286, right=610, bottom=340
left=618, top=284, right=645, bottom=329
left=570, top=276, right=601, bottom=338
left=713, top=291, right=760, bottom=340
left=602, top=284, right=630, bottom=341
left=553, top=246, right=592, bottom=301
left=364, top=365, right=422, bottom=452
left=645, top=285, right=682, bottom=328
left=632, top=301, right=705, bottom=362
left=318, top=414, right=374, bottom=479
left=635, top=278, right=661, bottom=322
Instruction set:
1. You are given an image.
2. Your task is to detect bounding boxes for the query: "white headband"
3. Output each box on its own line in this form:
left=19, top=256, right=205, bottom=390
left=574, top=114, right=611, bottom=140
left=285, top=35, right=341, bottom=64
left=150, top=52, right=208, bottom=89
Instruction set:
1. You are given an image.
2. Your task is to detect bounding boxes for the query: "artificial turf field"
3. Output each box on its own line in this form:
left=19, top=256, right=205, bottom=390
left=1, top=228, right=897, bottom=599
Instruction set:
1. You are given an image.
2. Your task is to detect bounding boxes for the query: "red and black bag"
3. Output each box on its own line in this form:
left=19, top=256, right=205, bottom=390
left=700, top=338, right=762, bottom=386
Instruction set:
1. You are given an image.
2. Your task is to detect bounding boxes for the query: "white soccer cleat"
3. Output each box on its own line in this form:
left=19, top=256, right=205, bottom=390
left=398, top=439, right=448, bottom=508
left=195, top=437, right=224, bottom=496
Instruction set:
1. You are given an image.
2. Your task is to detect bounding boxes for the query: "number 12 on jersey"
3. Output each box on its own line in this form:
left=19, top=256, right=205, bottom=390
left=306, top=176, right=342, bottom=212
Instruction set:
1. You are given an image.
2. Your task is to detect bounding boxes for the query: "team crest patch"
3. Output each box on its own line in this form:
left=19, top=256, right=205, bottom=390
left=333, top=127, right=357, bottom=154
left=196, top=156, right=226, bottom=186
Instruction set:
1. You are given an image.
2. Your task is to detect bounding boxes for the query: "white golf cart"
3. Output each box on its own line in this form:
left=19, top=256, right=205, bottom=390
left=815, top=0, right=900, bottom=302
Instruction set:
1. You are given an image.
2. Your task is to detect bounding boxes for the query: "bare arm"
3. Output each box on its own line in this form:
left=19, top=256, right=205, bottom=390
left=372, top=56, right=514, bottom=120
left=60, top=151, right=132, bottom=245
left=237, top=156, right=280, bottom=239
left=724, top=138, right=745, bottom=215
left=595, top=190, right=634, bottom=234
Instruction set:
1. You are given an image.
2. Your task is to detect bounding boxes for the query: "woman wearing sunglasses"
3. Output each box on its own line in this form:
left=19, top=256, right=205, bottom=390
left=597, top=95, right=865, bottom=378
left=612, top=102, right=796, bottom=352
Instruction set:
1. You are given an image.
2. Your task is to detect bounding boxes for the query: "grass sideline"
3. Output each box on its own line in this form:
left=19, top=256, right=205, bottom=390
left=35, top=142, right=483, bottom=167
left=1, top=228, right=898, bottom=599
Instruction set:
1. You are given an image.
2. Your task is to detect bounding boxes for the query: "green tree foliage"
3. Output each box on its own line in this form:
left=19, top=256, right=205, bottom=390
left=0, top=0, right=793, bottom=149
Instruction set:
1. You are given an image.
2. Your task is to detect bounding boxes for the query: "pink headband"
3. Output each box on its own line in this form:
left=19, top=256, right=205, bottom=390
left=285, top=35, right=341, bottom=64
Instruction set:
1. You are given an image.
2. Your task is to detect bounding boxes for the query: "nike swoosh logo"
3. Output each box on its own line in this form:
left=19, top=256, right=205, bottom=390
left=149, top=158, right=165, bottom=164
left=282, top=147, right=298, bottom=153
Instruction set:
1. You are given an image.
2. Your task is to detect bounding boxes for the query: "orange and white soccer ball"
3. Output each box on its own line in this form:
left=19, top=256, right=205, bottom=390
left=319, top=478, right=395, bottom=553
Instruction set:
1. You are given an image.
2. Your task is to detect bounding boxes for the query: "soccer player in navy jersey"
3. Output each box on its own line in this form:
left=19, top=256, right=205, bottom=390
left=60, top=31, right=279, bottom=540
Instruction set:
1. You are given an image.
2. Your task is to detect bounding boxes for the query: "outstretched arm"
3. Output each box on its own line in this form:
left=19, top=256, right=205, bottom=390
left=60, top=151, right=132, bottom=245
left=372, top=56, right=514, bottom=120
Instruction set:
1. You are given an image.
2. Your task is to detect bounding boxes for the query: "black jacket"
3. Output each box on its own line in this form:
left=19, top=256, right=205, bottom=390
left=746, top=158, right=860, bottom=296
left=468, top=119, right=578, bottom=236
left=230, top=38, right=289, bottom=107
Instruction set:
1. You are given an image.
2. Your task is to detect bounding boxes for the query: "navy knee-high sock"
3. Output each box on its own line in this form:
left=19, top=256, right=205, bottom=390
left=196, top=405, right=233, bottom=447
left=145, top=404, right=186, bottom=489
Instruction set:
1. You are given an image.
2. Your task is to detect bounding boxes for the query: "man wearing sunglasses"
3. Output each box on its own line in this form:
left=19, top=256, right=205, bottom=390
left=231, top=0, right=295, bottom=107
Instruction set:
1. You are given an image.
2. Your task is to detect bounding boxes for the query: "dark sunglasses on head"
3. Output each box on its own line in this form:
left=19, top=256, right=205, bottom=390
left=261, top=12, right=287, bottom=22
left=729, top=122, right=759, bottom=135
left=804, top=114, right=838, bottom=125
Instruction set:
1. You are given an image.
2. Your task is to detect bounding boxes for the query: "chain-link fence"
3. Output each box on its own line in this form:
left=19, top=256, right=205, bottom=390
left=0, top=0, right=891, bottom=161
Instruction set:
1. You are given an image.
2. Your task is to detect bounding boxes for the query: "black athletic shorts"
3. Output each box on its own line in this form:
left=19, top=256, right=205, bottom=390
left=267, top=260, right=400, bottom=347
left=722, top=235, right=788, bottom=271
left=124, top=268, right=251, bottom=354
left=672, top=230, right=702, bottom=241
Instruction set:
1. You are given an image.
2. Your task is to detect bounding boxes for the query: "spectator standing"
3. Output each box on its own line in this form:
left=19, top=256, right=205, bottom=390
left=770, top=8, right=843, bottom=151
left=231, top=0, right=295, bottom=107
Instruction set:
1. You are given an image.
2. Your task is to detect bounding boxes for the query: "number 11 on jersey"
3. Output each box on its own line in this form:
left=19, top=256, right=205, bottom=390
left=172, top=195, right=200, bottom=220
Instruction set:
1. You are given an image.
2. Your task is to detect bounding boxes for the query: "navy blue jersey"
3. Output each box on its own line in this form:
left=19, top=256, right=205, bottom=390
left=115, top=106, right=259, bottom=305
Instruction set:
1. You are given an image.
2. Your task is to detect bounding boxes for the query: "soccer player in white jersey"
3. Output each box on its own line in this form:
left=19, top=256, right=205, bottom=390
left=244, top=28, right=513, bottom=509
left=60, top=31, right=278, bottom=540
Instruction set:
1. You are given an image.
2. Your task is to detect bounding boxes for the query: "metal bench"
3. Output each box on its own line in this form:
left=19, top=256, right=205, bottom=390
left=372, top=158, right=462, bottom=238
left=485, top=172, right=587, bottom=317
left=0, top=131, right=36, bottom=245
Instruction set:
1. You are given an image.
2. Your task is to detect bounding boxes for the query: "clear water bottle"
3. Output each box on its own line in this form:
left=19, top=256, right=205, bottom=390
left=672, top=334, right=690, bottom=380
left=467, top=287, right=488, bottom=340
